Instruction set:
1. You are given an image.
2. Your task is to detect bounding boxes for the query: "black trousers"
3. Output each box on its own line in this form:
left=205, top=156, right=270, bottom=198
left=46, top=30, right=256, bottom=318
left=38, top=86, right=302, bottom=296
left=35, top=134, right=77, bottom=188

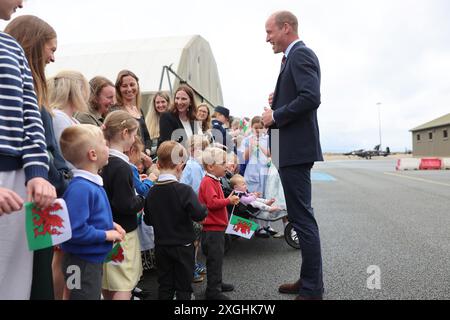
left=201, top=231, right=225, bottom=297
left=279, top=163, right=324, bottom=297
left=155, top=244, right=194, bottom=300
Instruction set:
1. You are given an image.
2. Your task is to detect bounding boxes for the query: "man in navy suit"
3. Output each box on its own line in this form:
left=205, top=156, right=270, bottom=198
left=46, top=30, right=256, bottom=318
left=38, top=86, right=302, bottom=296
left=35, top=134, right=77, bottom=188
left=262, top=11, right=324, bottom=300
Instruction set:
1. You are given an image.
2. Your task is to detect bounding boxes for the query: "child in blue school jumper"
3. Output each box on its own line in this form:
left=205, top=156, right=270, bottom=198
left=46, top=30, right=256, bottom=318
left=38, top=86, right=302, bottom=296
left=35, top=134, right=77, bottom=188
left=59, top=124, right=125, bottom=300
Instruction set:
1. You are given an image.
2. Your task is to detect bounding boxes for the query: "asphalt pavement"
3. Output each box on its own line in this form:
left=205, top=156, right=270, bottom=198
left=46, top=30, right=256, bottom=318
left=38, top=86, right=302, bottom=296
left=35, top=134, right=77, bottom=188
left=141, top=158, right=450, bottom=300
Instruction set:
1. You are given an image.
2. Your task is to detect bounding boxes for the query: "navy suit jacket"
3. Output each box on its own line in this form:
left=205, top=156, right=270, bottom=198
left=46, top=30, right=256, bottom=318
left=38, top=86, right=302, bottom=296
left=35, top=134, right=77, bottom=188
left=270, top=41, right=323, bottom=168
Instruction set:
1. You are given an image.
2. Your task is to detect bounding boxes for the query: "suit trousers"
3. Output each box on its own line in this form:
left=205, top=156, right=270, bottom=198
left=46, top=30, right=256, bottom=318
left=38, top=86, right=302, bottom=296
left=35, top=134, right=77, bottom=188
left=155, top=244, right=194, bottom=300
left=279, top=163, right=324, bottom=297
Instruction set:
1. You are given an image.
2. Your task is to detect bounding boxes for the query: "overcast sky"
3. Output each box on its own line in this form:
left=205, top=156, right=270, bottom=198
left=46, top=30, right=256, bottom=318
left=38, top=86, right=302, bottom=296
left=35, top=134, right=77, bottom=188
left=3, top=0, right=450, bottom=152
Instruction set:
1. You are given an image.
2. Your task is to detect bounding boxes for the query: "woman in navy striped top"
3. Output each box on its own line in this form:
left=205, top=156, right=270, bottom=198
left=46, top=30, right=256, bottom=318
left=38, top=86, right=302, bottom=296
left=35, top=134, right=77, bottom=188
left=0, top=1, right=56, bottom=300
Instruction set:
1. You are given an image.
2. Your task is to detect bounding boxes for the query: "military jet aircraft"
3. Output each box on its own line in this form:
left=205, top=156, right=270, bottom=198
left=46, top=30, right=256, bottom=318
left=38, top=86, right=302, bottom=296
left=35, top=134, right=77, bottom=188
left=344, top=145, right=390, bottom=159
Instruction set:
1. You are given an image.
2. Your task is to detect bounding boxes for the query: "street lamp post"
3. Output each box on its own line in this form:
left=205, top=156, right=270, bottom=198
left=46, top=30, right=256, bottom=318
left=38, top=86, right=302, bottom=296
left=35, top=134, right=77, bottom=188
left=376, top=102, right=382, bottom=149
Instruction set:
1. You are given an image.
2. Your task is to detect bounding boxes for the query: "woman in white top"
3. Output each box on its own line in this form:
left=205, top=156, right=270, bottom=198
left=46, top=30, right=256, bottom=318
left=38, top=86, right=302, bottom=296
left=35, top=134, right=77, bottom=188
left=47, top=70, right=89, bottom=166
left=158, top=85, right=202, bottom=149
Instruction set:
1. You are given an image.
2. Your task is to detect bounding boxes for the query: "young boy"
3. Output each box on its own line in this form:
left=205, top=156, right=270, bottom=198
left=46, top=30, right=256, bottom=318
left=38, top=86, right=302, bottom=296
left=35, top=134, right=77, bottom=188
left=199, top=147, right=240, bottom=300
left=144, top=140, right=207, bottom=300
left=59, top=124, right=125, bottom=300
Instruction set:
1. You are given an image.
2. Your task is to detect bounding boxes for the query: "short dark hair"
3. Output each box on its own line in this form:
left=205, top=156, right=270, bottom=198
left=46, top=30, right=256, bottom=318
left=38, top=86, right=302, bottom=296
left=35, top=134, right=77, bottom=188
left=274, top=11, right=298, bottom=34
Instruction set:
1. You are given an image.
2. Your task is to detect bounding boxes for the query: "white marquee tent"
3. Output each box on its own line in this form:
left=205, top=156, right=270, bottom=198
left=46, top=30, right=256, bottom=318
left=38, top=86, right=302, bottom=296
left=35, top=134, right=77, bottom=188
left=46, top=35, right=224, bottom=114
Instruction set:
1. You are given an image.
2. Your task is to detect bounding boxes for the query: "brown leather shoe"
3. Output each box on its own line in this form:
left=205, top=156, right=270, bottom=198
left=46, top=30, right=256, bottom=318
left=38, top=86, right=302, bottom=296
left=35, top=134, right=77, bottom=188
left=294, top=294, right=323, bottom=300
left=278, top=279, right=302, bottom=294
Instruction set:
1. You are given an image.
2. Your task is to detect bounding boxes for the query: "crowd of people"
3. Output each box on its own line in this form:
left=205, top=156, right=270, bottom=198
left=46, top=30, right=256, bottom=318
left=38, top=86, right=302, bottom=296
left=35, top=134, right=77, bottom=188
left=0, top=2, right=291, bottom=300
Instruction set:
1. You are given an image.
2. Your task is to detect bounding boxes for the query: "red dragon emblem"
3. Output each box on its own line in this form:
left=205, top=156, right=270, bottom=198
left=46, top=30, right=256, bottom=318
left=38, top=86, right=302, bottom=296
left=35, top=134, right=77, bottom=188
left=110, top=245, right=124, bottom=263
left=32, top=202, right=65, bottom=238
left=233, top=220, right=252, bottom=234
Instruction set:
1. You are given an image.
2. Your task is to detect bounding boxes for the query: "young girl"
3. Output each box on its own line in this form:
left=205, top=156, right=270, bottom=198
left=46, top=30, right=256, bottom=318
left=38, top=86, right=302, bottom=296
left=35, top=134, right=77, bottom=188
left=240, top=116, right=272, bottom=237
left=241, top=116, right=270, bottom=195
left=180, top=135, right=210, bottom=283
left=126, top=136, right=155, bottom=198
left=126, top=135, right=157, bottom=273
left=101, top=110, right=145, bottom=300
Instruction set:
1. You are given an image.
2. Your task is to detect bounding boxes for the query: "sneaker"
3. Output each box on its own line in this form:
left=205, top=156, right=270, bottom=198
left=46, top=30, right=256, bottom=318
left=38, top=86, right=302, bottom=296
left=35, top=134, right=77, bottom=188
left=193, top=271, right=204, bottom=283
left=264, top=226, right=278, bottom=236
left=273, top=232, right=284, bottom=238
left=255, top=228, right=270, bottom=238
left=195, top=263, right=207, bottom=275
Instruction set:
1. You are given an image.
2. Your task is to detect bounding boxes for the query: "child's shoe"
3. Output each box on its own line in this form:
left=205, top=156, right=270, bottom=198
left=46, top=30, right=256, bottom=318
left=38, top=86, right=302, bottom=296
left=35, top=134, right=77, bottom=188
left=193, top=271, right=204, bottom=283
left=195, top=262, right=207, bottom=275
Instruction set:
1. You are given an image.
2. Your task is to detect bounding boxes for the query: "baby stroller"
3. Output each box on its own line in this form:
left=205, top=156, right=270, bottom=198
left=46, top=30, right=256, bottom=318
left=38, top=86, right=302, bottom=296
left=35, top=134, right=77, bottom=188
left=226, top=202, right=300, bottom=250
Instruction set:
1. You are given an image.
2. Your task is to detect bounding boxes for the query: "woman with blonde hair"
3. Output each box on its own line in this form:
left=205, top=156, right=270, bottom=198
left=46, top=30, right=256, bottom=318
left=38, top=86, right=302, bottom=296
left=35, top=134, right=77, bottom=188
left=145, top=91, right=170, bottom=157
left=48, top=71, right=89, bottom=158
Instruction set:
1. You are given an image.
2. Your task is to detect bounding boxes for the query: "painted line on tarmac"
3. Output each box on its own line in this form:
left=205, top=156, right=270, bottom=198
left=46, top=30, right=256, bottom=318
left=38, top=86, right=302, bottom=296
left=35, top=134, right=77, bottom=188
left=312, top=171, right=336, bottom=181
left=384, top=172, right=450, bottom=188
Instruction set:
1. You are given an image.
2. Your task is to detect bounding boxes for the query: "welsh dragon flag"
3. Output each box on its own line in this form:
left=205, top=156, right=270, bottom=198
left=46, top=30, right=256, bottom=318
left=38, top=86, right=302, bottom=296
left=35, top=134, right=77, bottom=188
left=225, top=214, right=259, bottom=239
left=25, top=199, right=72, bottom=251
left=240, top=119, right=249, bottom=134
left=105, top=242, right=124, bottom=265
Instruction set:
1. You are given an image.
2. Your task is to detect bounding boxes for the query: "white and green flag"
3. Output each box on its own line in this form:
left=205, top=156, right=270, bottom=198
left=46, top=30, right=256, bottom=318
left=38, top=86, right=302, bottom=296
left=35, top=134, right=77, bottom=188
left=25, top=199, right=72, bottom=251
left=225, top=214, right=259, bottom=239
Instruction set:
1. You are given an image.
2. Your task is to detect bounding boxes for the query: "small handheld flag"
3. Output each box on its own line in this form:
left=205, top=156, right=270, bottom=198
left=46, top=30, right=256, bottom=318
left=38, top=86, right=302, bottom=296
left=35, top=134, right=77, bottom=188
left=105, top=242, right=124, bottom=265
left=225, top=214, right=259, bottom=239
left=25, top=199, right=72, bottom=251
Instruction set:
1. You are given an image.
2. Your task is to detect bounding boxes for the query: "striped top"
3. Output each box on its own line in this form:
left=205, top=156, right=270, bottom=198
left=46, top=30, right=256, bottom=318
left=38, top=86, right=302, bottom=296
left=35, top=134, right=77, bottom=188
left=0, top=32, right=48, bottom=182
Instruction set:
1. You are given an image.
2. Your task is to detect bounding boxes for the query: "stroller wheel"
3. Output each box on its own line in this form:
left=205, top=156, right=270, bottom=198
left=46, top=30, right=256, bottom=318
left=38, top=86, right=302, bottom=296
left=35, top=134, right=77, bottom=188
left=284, top=222, right=301, bottom=250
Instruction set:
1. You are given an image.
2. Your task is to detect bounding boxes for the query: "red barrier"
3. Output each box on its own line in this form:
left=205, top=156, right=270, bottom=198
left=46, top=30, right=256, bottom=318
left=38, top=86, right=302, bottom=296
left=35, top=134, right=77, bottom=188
left=419, top=158, right=442, bottom=170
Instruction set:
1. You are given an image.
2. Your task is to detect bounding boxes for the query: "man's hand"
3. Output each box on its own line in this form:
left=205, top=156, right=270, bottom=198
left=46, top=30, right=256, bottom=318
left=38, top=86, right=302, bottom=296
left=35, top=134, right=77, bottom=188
left=0, top=187, right=24, bottom=215
left=26, top=177, right=56, bottom=210
left=262, top=107, right=274, bottom=128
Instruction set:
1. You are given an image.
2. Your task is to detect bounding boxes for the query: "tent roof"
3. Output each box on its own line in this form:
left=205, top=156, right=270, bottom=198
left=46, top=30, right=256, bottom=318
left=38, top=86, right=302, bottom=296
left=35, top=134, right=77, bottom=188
left=46, top=34, right=223, bottom=106
left=410, top=113, right=450, bottom=132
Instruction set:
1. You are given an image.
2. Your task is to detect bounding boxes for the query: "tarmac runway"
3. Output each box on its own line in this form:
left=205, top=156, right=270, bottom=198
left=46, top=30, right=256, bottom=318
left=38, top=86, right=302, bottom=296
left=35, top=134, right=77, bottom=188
left=140, top=158, right=450, bottom=300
